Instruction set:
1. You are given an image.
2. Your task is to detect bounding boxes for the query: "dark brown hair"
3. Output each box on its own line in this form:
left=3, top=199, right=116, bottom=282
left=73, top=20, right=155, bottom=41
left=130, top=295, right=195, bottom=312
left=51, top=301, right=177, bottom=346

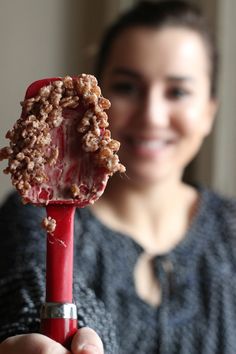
left=95, top=0, right=218, bottom=98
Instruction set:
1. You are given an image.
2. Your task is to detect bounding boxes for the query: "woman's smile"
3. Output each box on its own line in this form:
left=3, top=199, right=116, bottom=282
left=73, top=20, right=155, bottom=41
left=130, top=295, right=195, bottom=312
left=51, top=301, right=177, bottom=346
left=123, top=134, right=177, bottom=159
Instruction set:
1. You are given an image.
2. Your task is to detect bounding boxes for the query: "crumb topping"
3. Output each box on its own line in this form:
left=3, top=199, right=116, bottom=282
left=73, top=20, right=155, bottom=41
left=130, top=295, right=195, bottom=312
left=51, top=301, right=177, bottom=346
left=42, top=216, right=56, bottom=233
left=0, top=74, right=125, bottom=203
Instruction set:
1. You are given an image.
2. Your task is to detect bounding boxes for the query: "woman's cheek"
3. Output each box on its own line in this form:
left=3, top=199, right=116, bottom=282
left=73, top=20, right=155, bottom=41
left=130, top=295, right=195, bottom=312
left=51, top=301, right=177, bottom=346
left=109, top=97, right=135, bottom=128
left=175, top=106, right=204, bottom=135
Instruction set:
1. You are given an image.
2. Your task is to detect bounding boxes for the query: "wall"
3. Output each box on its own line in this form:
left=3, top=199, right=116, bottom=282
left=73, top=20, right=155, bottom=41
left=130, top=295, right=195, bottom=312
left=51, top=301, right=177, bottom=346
left=213, top=0, right=236, bottom=196
left=190, top=0, right=236, bottom=197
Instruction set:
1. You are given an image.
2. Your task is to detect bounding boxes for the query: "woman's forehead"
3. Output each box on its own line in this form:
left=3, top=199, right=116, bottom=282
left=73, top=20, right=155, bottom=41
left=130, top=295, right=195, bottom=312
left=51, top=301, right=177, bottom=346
left=106, top=27, right=210, bottom=78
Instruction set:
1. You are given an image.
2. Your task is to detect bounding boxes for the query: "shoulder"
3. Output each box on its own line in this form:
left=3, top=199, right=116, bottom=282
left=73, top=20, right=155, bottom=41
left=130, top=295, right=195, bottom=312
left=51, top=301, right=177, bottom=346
left=0, top=190, right=45, bottom=246
left=0, top=190, right=45, bottom=230
left=0, top=191, right=46, bottom=270
left=200, top=188, right=236, bottom=271
left=202, top=188, right=236, bottom=230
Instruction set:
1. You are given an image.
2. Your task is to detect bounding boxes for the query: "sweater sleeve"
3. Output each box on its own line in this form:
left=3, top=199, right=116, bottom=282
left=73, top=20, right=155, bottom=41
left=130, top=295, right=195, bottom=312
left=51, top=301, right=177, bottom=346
left=0, top=192, right=46, bottom=340
left=217, top=196, right=236, bottom=271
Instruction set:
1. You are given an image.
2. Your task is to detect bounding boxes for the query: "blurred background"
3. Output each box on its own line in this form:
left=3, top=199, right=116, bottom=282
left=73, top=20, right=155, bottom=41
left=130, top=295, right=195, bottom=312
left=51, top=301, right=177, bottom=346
left=0, top=0, right=235, bottom=204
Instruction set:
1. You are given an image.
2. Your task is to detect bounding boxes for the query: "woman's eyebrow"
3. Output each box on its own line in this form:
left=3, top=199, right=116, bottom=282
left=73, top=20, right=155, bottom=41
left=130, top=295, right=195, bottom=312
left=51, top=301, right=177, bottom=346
left=166, top=75, right=194, bottom=82
left=109, top=69, right=194, bottom=84
left=110, top=67, right=140, bottom=79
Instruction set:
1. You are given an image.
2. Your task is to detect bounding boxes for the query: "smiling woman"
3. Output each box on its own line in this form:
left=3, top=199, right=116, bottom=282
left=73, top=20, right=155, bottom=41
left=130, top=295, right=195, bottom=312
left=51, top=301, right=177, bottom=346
left=89, top=1, right=236, bottom=352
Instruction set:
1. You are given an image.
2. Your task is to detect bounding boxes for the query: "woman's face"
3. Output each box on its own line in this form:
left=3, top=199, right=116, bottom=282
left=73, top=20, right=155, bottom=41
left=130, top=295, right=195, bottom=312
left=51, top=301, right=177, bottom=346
left=101, top=27, right=217, bottom=185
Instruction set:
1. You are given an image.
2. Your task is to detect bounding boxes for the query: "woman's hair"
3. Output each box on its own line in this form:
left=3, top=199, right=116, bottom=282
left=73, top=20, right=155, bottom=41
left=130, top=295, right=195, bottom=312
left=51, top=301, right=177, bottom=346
left=95, top=0, right=218, bottom=98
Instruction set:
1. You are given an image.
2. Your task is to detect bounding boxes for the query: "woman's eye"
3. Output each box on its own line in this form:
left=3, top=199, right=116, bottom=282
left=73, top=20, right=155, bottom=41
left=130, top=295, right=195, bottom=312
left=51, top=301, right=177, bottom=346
left=167, top=87, right=190, bottom=99
left=109, top=82, right=140, bottom=97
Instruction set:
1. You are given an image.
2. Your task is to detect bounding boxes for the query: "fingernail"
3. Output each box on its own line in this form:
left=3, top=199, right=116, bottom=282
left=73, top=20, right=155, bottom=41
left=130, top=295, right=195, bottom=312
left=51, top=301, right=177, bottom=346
left=80, top=344, right=100, bottom=353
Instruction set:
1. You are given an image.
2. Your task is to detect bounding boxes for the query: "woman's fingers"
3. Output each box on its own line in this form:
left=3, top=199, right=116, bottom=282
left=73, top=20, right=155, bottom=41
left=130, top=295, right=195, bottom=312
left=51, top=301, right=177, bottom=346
left=0, top=333, right=70, bottom=354
left=71, top=327, right=104, bottom=354
left=0, top=327, right=104, bottom=354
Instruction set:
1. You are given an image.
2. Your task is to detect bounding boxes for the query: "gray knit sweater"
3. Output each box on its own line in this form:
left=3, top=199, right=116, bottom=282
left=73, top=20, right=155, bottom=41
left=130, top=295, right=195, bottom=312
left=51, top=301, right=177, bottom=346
left=1, top=187, right=236, bottom=353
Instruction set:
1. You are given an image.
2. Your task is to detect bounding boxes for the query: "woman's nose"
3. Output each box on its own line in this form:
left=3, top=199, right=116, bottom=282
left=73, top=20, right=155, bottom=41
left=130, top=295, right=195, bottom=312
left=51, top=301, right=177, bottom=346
left=139, top=89, right=169, bottom=127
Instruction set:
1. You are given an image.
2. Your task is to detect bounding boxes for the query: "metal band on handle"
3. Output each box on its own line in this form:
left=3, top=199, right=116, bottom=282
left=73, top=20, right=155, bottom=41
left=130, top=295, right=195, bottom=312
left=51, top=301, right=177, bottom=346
left=41, top=302, right=77, bottom=319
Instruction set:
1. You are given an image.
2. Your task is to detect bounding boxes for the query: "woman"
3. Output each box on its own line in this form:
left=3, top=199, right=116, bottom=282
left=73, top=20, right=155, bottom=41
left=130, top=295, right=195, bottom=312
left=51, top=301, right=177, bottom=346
left=1, top=1, right=236, bottom=353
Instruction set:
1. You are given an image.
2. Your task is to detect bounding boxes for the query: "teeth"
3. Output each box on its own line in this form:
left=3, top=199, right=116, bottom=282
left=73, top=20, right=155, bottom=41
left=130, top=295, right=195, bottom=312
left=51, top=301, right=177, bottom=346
left=133, top=139, right=166, bottom=149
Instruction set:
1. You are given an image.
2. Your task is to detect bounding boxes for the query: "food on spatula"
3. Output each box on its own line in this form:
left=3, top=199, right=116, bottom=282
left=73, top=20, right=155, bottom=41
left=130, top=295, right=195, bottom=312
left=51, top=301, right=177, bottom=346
left=0, top=74, right=125, bottom=206
left=0, top=74, right=125, bottom=348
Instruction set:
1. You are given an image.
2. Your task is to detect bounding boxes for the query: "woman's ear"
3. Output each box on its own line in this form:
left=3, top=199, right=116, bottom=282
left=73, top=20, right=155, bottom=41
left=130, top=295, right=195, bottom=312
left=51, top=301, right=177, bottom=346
left=203, top=98, right=218, bottom=136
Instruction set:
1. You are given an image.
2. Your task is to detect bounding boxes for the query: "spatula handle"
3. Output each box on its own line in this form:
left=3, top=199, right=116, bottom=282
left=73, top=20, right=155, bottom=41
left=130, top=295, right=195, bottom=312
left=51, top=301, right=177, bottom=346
left=45, top=204, right=75, bottom=302
left=41, top=204, right=77, bottom=347
left=41, top=302, right=77, bottom=349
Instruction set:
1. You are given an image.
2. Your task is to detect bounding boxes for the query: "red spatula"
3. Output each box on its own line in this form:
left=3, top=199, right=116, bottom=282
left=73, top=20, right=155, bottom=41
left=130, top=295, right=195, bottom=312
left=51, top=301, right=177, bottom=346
left=0, top=74, right=125, bottom=349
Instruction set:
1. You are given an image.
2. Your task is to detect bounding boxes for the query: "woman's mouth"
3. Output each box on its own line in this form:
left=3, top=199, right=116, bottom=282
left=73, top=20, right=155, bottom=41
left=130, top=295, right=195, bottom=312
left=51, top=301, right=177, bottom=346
left=124, top=136, right=176, bottom=158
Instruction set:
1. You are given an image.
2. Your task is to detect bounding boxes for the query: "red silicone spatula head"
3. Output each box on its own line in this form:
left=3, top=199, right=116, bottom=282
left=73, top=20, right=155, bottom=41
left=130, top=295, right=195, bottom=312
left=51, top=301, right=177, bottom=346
left=2, top=74, right=125, bottom=206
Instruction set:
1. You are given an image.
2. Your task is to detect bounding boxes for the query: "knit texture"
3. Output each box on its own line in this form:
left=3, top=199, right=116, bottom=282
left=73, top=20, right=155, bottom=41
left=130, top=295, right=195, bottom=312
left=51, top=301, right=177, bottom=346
left=1, top=187, right=236, bottom=353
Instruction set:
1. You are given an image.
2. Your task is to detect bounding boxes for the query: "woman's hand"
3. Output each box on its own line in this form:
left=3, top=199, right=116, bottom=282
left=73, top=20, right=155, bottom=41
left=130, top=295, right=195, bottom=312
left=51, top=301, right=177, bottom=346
left=71, top=327, right=104, bottom=353
left=0, top=327, right=104, bottom=354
